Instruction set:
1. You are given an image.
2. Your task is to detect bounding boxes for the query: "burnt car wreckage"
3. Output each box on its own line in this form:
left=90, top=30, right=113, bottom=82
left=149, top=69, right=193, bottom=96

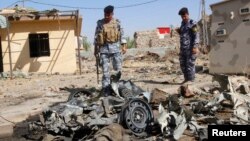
left=25, top=73, right=250, bottom=141
left=28, top=72, right=156, bottom=140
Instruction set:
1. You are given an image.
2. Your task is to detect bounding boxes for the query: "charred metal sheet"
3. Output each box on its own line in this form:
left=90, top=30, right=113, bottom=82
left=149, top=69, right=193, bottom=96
left=42, top=110, right=69, bottom=134
left=67, top=89, right=93, bottom=101
left=110, top=72, right=147, bottom=100
left=190, top=101, right=214, bottom=115
left=167, top=95, right=182, bottom=114
left=157, top=104, right=187, bottom=140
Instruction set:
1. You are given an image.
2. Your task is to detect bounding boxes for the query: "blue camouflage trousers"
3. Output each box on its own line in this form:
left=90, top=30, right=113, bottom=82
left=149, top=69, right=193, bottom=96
left=100, top=53, right=122, bottom=89
left=179, top=49, right=196, bottom=81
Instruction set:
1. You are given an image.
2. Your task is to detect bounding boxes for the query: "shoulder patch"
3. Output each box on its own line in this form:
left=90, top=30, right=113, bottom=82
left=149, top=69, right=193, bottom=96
left=190, top=19, right=198, bottom=33
left=191, top=25, right=198, bottom=33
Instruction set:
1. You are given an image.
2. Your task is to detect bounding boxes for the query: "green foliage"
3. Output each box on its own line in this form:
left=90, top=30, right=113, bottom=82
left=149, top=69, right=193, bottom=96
left=126, top=37, right=135, bottom=49
left=82, top=37, right=91, bottom=51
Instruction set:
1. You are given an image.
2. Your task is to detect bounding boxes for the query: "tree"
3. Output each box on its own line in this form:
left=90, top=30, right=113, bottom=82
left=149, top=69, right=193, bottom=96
left=126, top=37, right=135, bottom=49
left=82, top=36, right=91, bottom=51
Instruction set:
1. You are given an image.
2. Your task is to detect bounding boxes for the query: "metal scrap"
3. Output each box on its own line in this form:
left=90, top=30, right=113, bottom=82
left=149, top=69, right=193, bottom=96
left=25, top=74, right=250, bottom=141
left=157, top=104, right=194, bottom=140
left=27, top=79, right=155, bottom=140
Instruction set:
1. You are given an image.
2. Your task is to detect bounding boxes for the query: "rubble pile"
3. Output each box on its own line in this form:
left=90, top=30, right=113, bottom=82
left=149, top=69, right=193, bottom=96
left=21, top=72, right=250, bottom=141
left=134, top=30, right=179, bottom=48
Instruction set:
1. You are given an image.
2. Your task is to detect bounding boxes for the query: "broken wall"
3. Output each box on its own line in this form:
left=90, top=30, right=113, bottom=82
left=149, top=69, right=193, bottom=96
left=134, top=29, right=179, bottom=48
left=209, top=0, right=250, bottom=74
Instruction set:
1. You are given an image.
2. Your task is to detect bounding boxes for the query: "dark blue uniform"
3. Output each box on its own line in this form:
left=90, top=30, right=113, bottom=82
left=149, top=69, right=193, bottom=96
left=94, top=18, right=126, bottom=96
left=179, top=19, right=199, bottom=81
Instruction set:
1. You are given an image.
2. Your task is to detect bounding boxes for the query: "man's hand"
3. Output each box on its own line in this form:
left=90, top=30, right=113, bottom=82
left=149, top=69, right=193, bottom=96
left=121, top=44, right=127, bottom=54
left=94, top=45, right=99, bottom=56
left=175, top=27, right=181, bottom=34
left=192, top=47, right=199, bottom=54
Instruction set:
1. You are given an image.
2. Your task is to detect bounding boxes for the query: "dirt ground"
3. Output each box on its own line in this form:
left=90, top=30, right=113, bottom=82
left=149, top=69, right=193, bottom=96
left=0, top=52, right=226, bottom=141
left=0, top=52, right=211, bottom=108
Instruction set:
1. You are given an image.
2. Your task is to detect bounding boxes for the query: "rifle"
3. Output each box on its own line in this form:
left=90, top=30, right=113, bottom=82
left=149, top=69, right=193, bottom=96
left=95, top=45, right=100, bottom=84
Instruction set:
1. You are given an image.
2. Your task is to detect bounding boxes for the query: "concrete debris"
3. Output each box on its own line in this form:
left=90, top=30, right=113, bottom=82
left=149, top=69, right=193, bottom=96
left=212, top=74, right=231, bottom=92
left=169, top=58, right=179, bottom=64
left=150, top=88, right=168, bottom=105
left=134, top=29, right=179, bottom=48
left=236, top=83, right=250, bottom=94
left=133, top=51, right=161, bottom=61
left=212, top=75, right=250, bottom=95
left=0, top=70, right=30, bottom=79
left=179, top=85, right=195, bottom=98
left=233, top=106, right=249, bottom=124
left=202, top=86, right=211, bottom=93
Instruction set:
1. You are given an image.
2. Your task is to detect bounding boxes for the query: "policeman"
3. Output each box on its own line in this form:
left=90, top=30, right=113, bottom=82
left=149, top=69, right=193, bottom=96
left=94, top=5, right=127, bottom=96
left=176, top=7, right=199, bottom=83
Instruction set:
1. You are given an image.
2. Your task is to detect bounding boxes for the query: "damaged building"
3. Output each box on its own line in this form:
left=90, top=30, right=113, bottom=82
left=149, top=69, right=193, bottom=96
left=134, top=27, right=179, bottom=48
left=0, top=8, right=82, bottom=74
left=209, top=0, right=250, bottom=74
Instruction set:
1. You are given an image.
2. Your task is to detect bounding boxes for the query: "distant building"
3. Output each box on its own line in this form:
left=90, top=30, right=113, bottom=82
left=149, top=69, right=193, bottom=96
left=209, top=0, right=250, bottom=74
left=134, top=27, right=178, bottom=48
left=0, top=8, right=82, bottom=74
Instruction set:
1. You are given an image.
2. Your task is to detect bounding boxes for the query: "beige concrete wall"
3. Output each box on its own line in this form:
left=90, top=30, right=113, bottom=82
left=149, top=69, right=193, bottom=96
left=210, top=0, right=250, bottom=74
left=0, top=19, right=78, bottom=73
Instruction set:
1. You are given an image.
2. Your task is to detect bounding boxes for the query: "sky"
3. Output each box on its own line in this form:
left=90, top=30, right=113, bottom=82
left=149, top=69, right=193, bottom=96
left=0, top=0, right=221, bottom=43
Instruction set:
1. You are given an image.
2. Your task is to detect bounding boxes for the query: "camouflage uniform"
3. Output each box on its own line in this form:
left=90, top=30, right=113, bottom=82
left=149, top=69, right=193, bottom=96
left=94, top=18, right=125, bottom=95
left=179, top=19, right=199, bottom=81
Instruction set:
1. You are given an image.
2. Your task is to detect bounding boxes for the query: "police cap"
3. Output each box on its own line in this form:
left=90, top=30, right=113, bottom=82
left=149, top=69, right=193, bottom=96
left=178, top=7, right=189, bottom=15
left=104, top=5, right=114, bottom=14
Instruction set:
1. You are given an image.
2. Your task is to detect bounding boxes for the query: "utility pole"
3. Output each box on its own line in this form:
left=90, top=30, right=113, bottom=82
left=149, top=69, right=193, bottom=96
left=201, top=0, right=209, bottom=47
left=22, top=0, right=25, bottom=7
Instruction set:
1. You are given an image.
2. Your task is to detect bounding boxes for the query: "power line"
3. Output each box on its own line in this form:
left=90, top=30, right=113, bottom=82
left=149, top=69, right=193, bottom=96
left=5, top=1, right=21, bottom=8
left=116, top=0, right=159, bottom=8
left=5, top=0, right=31, bottom=8
left=27, top=0, right=159, bottom=10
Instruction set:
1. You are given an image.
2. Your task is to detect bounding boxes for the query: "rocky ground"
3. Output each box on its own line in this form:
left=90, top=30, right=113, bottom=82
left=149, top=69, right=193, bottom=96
left=0, top=48, right=210, bottom=109
left=0, top=48, right=249, bottom=141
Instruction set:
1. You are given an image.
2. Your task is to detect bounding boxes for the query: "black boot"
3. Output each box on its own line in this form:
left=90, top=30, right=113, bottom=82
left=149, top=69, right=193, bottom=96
left=102, top=86, right=111, bottom=97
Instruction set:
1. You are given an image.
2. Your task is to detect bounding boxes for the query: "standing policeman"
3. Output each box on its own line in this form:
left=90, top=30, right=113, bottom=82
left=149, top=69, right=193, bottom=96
left=94, top=5, right=127, bottom=96
left=176, top=7, right=199, bottom=83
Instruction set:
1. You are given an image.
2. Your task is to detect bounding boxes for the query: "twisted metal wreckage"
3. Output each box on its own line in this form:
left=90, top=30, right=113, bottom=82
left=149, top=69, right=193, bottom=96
left=28, top=73, right=250, bottom=141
